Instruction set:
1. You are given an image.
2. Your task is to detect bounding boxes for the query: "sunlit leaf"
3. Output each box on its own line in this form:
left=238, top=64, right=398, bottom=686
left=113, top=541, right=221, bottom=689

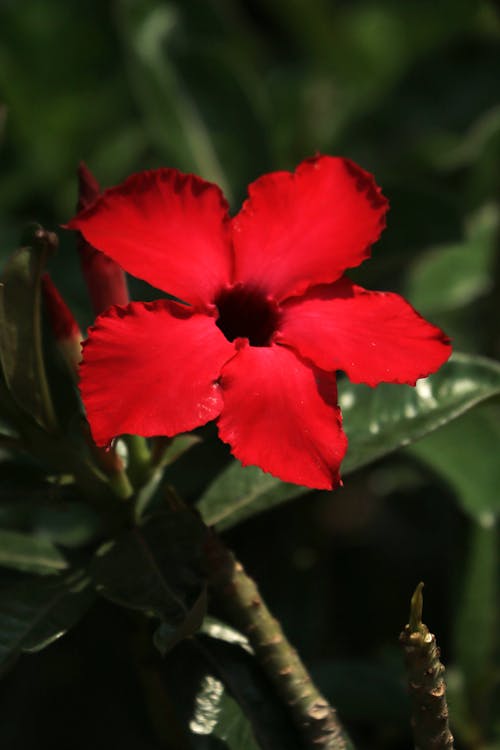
left=91, top=510, right=207, bottom=653
left=189, top=675, right=259, bottom=750
left=312, top=659, right=409, bottom=724
left=198, top=353, right=500, bottom=529
left=340, top=353, right=500, bottom=474
left=0, top=570, right=94, bottom=673
left=200, top=616, right=252, bottom=652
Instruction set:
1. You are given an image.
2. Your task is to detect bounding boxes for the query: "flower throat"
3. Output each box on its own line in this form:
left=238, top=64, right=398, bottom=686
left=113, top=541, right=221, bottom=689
left=215, top=285, right=280, bottom=347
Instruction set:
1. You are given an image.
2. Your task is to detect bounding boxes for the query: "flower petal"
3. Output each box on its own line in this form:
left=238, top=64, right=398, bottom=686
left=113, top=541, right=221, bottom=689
left=277, top=278, right=452, bottom=386
left=231, top=155, right=388, bottom=301
left=80, top=300, right=235, bottom=446
left=218, top=344, right=347, bottom=489
left=67, top=169, right=232, bottom=306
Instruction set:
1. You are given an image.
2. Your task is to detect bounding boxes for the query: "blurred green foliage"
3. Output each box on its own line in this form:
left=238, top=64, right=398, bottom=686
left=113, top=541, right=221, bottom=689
left=1, top=1, right=500, bottom=748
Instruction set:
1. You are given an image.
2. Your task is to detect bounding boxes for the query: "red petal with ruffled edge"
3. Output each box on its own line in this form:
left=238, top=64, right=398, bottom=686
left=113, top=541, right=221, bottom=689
left=80, top=301, right=236, bottom=446
left=217, top=344, right=347, bottom=489
left=67, top=169, right=232, bottom=307
left=231, top=156, right=388, bottom=302
left=277, top=278, right=452, bottom=386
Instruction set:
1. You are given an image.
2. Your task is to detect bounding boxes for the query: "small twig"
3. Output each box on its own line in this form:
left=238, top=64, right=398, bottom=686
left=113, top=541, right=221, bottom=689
left=205, top=531, right=353, bottom=750
left=399, top=583, right=455, bottom=750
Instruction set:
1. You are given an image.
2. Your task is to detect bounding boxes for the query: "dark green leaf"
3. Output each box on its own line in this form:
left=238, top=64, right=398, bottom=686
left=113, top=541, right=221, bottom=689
left=162, top=634, right=301, bottom=750
left=198, top=353, right=500, bottom=529
left=0, top=529, right=68, bottom=575
left=0, top=226, right=57, bottom=431
left=91, top=510, right=207, bottom=653
left=0, top=569, right=94, bottom=673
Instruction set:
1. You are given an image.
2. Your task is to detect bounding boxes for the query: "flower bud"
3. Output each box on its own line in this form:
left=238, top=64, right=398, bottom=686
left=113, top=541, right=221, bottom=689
left=77, top=162, right=129, bottom=315
left=41, top=273, right=82, bottom=372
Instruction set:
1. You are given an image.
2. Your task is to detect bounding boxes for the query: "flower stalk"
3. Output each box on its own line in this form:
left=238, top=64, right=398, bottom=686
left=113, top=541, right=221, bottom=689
left=205, top=531, right=353, bottom=750
left=399, top=583, right=455, bottom=750
left=123, top=434, right=152, bottom=488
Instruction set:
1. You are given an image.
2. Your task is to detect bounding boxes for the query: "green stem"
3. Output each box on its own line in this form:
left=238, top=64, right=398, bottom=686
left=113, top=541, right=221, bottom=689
left=400, top=583, right=455, bottom=750
left=107, top=466, right=134, bottom=500
left=205, top=532, right=353, bottom=750
left=124, top=434, right=152, bottom=487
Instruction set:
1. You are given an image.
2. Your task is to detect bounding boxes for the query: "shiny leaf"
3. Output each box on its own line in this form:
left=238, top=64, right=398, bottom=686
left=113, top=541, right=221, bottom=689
left=198, top=353, right=500, bottom=529
left=189, top=676, right=259, bottom=750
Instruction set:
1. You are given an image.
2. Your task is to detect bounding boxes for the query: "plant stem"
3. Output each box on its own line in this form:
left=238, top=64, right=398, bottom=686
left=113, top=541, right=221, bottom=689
left=107, top=465, right=134, bottom=500
left=399, top=583, right=455, bottom=750
left=205, top=531, right=353, bottom=750
left=124, top=434, right=152, bottom=488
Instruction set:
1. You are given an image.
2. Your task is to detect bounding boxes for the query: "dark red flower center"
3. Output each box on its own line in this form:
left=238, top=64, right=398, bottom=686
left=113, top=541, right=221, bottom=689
left=215, top=285, right=280, bottom=347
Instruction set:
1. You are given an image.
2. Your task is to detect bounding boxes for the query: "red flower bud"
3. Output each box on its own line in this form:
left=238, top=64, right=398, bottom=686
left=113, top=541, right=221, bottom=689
left=42, top=273, right=82, bottom=372
left=77, top=162, right=129, bottom=315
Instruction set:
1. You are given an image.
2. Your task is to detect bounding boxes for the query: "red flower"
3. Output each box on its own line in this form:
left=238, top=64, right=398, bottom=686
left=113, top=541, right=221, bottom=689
left=67, top=156, right=451, bottom=490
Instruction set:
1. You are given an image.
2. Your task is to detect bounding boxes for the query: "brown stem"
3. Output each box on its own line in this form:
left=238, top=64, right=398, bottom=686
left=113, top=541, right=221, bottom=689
left=399, top=583, right=455, bottom=750
left=205, top=531, right=353, bottom=750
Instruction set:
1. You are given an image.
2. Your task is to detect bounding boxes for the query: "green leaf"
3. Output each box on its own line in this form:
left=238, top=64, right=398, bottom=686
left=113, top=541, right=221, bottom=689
left=406, top=204, right=499, bottom=315
left=0, top=570, right=94, bottom=673
left=409, top=402, right=500, bottom=521
left=0, top=226, right=57, bottom=431
left=91, top=510, right=207, bottom=653
left=454, top=520, right=498, bottom=704
left=161, top=634, right=301, bottom=750
left=161, top=433, right=202, bottom=468
left=198, top=353, right=500, bottom=529
left=189, top=677, right=260, bottom=750
left=197, top=463, right=307, bottom=530
left=339, top=352, right=500, bottom=475
left=0, top=529, right=68, bottom=575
